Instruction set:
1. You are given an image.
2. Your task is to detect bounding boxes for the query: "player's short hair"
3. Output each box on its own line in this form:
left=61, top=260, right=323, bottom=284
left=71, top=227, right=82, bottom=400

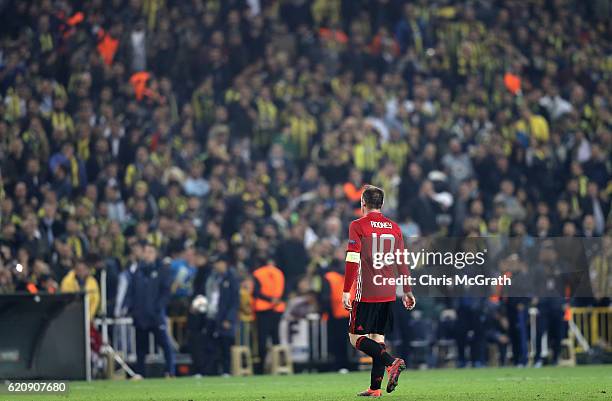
left=362, top=185, right=384, bottom=209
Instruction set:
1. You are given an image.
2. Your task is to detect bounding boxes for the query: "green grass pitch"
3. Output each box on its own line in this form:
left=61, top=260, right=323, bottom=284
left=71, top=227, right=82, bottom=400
left=5, top=365, right=611, bottom=401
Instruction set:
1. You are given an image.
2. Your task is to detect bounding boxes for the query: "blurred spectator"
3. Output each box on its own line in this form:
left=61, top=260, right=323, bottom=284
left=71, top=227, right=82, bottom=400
left=202, top=255, right=239, bottom=376
left=168, top=245, right=197, bottom=313
left=454, top=297, right=486, bottom=368
left=532, top=245, right=566, bottom=367
left=320, top=256, right=350, bottom=371
left=125, top=243, right=175, bottom=377
left=60, top=258, right=100, bottom=320
left=252, top=261, right=286, bottom=374
left=484, top=302, right=510, bottom=366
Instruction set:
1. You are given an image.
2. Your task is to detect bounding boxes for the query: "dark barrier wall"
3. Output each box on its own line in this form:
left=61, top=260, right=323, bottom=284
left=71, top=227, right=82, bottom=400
left=0, top=293, right=89, bottom=380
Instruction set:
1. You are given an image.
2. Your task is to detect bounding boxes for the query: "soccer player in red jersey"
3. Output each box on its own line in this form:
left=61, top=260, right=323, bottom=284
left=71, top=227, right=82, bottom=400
left=343, top=185, right=416, bottom=397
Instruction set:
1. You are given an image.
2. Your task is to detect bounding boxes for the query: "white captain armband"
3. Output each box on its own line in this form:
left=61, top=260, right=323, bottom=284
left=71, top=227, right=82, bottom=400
left=345, top=251, right=360, bottom=263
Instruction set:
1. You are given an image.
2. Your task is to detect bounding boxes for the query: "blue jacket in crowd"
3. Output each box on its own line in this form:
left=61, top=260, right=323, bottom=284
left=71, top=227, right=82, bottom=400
left=125, top=260, right=172, bottom=329
left=194, top=267, right=240, bottom=338
left=214, top=269, right=240, bottom=337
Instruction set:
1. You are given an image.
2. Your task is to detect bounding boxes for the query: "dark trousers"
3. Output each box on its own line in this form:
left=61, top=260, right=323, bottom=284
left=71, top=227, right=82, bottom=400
left=535, top=304, right=564, bottom=364
left=455, top=305, right=486, bottom=367
left=327, top=317, right=349, bottom=370
left=506, top=301, right=528, bottom=366
left=190, top=316, right=235, bottom=375
left=135, top=325, right=176, bottom=376
left=255, top=310, right=281, bottom=373
left=188, top=314, right=206, bottom=375
left=392, top=298, right=412, bottom=364
left=217, top=335, right=233, bottom=375
left=486, top=330, right=509, bottom=366
left=496, top=342, right=508, bottom=366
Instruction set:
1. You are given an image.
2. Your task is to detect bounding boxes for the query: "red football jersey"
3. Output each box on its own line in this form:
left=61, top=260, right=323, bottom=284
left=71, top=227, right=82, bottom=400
left=343, top=211, right=411, bottom=302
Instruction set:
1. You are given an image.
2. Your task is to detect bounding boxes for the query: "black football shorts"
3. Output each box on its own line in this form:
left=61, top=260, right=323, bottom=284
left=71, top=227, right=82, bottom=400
left=348, top=301, right=394, bottom=335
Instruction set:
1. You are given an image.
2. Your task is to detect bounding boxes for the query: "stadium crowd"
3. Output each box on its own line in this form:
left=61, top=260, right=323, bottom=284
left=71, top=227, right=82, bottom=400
left=0, top=0, right=610, bottom=375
